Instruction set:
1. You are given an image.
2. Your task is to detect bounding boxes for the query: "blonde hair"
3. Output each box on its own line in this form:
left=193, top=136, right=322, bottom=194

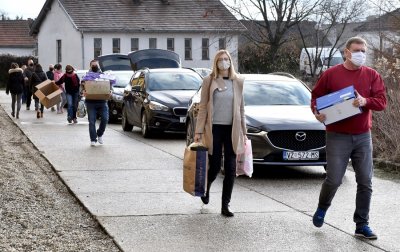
left=345, top=37, right=367, bottom=49
left=210, top=49, right=237, bottom=79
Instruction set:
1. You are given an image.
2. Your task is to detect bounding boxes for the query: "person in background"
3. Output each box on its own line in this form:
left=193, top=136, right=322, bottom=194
left=54, top=65, right=80, bottom=123
left=30, top=64, right=48, bottom=119
left=81, top=59, right=110, bottom=146
left=54, top=64, right=67, bottom=114
left=23, top=59, right=35, bottom=110
left=194, top=49, right=247, bottom=217
left=46, top=64, right=54, bottom=80
left=311, top=37, right=387, bottom=240
left=46, top=64, right=56, bottom=112
left=6, top=63, right=24, bottom=119
left=21, top=64, right=27, bottom=104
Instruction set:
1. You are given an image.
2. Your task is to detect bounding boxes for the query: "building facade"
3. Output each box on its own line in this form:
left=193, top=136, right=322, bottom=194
left=30, top=0, right=246, bottom=70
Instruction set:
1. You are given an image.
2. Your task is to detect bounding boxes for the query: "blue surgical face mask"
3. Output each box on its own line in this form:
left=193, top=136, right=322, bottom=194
left=350, top=51, right=366, bottom=66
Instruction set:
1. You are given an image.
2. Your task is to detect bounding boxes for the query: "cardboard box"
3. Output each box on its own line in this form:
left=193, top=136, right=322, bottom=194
left=84, top=80, right=111, bottom=100
left=316, top=85, right=362, bottom=125
left=34, top=80, right=63, bottom=109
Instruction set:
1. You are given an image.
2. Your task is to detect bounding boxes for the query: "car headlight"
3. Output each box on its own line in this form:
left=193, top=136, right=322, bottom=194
left=149, top=101, right=169, bottom=111
left=247, top=125, right=262, bottom=133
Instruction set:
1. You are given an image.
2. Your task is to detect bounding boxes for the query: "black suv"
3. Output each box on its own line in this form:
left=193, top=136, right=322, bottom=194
left=122, top=68, right=202, bottom=138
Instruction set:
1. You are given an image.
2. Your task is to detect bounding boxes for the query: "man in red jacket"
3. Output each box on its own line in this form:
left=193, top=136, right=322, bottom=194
left=311, top=37, right=386, bottom=240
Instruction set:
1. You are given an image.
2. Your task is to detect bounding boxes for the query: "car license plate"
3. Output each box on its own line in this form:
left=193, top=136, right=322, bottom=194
left=180, top=117, right=186, bottom=123
left=283, top=151, right=319, bottom=160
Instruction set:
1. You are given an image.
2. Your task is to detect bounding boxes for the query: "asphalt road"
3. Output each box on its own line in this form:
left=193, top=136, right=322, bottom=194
left=1, top=92, right=399, bottom=252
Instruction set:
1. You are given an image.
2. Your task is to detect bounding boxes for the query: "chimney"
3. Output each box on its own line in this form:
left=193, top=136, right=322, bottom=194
left=161, top=0, right=170, bottom=4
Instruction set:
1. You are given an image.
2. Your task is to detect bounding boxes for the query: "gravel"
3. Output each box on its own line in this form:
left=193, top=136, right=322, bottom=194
left=0, top=105, right=120, bottom=252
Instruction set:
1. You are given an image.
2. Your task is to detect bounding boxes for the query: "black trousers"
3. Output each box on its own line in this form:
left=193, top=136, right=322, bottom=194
left=207, top=124, right=236, bottom=207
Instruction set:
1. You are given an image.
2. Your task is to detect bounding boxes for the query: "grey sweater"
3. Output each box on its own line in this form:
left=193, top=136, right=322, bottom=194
left=212, top=79, right=233, bottom=125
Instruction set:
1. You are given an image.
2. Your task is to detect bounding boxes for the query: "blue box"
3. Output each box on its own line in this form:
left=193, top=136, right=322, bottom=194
left=316, top=85, right=362, bottom=125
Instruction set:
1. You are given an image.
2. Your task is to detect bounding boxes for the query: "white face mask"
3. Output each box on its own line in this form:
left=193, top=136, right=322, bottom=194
left=217, top=60, right=231, bottom=70
left=350, top=51, right=366, bottom=67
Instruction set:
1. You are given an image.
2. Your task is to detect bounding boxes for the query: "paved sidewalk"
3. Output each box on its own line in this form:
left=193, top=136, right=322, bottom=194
left=1, top=92, right=399, bottom=252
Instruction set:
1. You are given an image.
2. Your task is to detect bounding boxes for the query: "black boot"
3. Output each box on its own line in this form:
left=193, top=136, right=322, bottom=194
left=221, top=205, right=234, bottom=217
left=201, top=181, right=211, bottom=204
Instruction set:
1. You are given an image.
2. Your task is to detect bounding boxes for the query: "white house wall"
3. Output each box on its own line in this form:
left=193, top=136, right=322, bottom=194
left=0, top=47, right=35, bottom=57
left=82, top=33, right=239, bottom=70
left=37, top=0, right=82, bottom=69
left=36, top=1, right=240, bottom=71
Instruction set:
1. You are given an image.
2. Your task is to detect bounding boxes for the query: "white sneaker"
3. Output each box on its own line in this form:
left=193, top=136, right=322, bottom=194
left=91, top=141, right=96, bottom=146
left=98, top=136, right=103, bottom=144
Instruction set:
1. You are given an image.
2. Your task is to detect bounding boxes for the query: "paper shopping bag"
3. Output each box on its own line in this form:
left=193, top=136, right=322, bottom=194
left=236, top=139, right=253, bottom=177
left=183, top=143, right=208, bottom=197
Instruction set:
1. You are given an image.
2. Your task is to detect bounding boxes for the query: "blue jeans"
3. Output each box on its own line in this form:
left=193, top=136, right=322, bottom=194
left=66, top=92, right=79, bottom=120
left=318, top=131, right=373, bottom=229
left=86, top=101, right=109, bottom=142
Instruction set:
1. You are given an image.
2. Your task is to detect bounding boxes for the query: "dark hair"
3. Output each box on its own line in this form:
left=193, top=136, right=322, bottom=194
left=54, top=63, right=62, bottom=70
left=65, top=64, right=74, bottom=72
left=90, top=59, right=98, bottom=66
left=34, top=64, right=43, bottom=72
left=11, top=62, right=19, bottom=69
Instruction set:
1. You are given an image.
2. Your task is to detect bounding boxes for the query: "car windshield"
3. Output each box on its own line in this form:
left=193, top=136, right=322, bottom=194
left=244, top=80, right=311, bottom=106
left=113, top=72, right=133, bottom=88
left=148, top=72, right=202, bottom=91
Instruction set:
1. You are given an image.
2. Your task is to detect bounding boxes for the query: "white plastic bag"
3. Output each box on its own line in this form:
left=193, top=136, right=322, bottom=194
left=77, top=99, right=86, bottom=118
left=236, top=139, right=253, bottom=177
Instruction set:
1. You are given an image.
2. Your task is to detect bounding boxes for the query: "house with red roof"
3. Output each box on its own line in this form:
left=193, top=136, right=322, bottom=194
left=0, top=19, right=36, bottom=56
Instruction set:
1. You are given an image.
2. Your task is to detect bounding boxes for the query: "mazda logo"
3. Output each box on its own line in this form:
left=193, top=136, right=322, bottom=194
left=295, top=132, right=306, bottom=141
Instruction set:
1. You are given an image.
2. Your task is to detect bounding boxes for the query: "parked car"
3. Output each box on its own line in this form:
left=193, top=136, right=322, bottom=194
left=185, top=73, right=327, bottom=168
left=108, top=70, right=133, bottom=122
left=192, top=67, right=212, bottom=78
left=122, top=68, right=202, bottom=138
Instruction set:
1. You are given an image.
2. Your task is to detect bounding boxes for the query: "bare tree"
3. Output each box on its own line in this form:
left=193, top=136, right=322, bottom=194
left=223, top=0, right=322, bottom=72
left=1, top=10, right=9, bottom=20
left=297, top=0, right=366, bottom=78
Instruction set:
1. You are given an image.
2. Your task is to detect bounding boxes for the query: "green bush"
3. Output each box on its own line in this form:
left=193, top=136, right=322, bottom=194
left=0, top=54, right=37, bottom=88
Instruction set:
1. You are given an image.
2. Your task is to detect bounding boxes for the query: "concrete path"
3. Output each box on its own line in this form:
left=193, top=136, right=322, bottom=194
left=1, top=92, right=398, bottom=252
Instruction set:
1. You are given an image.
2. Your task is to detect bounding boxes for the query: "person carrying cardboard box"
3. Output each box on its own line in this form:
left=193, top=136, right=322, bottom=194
left=81, top=60, right=112, bottom=146
left=311, top=37, right=387, bottom=240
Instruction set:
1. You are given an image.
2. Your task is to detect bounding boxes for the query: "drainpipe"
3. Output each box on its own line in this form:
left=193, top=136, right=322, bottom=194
left=81, top=30, right=85, bottom=69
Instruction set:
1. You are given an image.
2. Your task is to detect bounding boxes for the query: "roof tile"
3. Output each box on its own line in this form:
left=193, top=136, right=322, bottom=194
left=0, top=20, right=36, bottom=47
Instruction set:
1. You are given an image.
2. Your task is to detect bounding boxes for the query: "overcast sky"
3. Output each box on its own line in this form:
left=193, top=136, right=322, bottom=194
left=0, top=0, right=46, bottom=19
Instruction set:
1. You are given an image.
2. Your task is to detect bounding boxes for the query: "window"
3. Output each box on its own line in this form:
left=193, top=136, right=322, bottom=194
left=113, top=38, right=120, bottom=53
left=219, top=38, right=226, bottom=50
left=149, top=38, right=157, bottom=49
left=56, top=40, right=62, bottom=63
left=167, top=38, right=174, bottom=51
left=94, top=38, right=102, bottom=58
left=202, top=38, right=209, bottom=60
left=185, top=38, right=192, bottom=60
left=131, top=38, right=139, bottom=51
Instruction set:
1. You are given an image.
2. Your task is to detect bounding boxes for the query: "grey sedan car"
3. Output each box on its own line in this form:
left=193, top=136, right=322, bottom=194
left=185, top=73, right=327, bottom=168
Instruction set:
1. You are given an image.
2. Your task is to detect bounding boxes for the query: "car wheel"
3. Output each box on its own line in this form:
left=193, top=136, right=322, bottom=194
left=108, top=114, right=118, bottom=124
left=121, top=107, right=133, bottom=131
left=141, top=112, right=151, bottom=138
left=186, top=119, right=193, bottom=146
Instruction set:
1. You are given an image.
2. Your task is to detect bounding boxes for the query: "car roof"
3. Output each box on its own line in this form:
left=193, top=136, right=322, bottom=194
left=241, top=73, right=300, bottom=82
left=144, top=68, right=198, bottom=74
